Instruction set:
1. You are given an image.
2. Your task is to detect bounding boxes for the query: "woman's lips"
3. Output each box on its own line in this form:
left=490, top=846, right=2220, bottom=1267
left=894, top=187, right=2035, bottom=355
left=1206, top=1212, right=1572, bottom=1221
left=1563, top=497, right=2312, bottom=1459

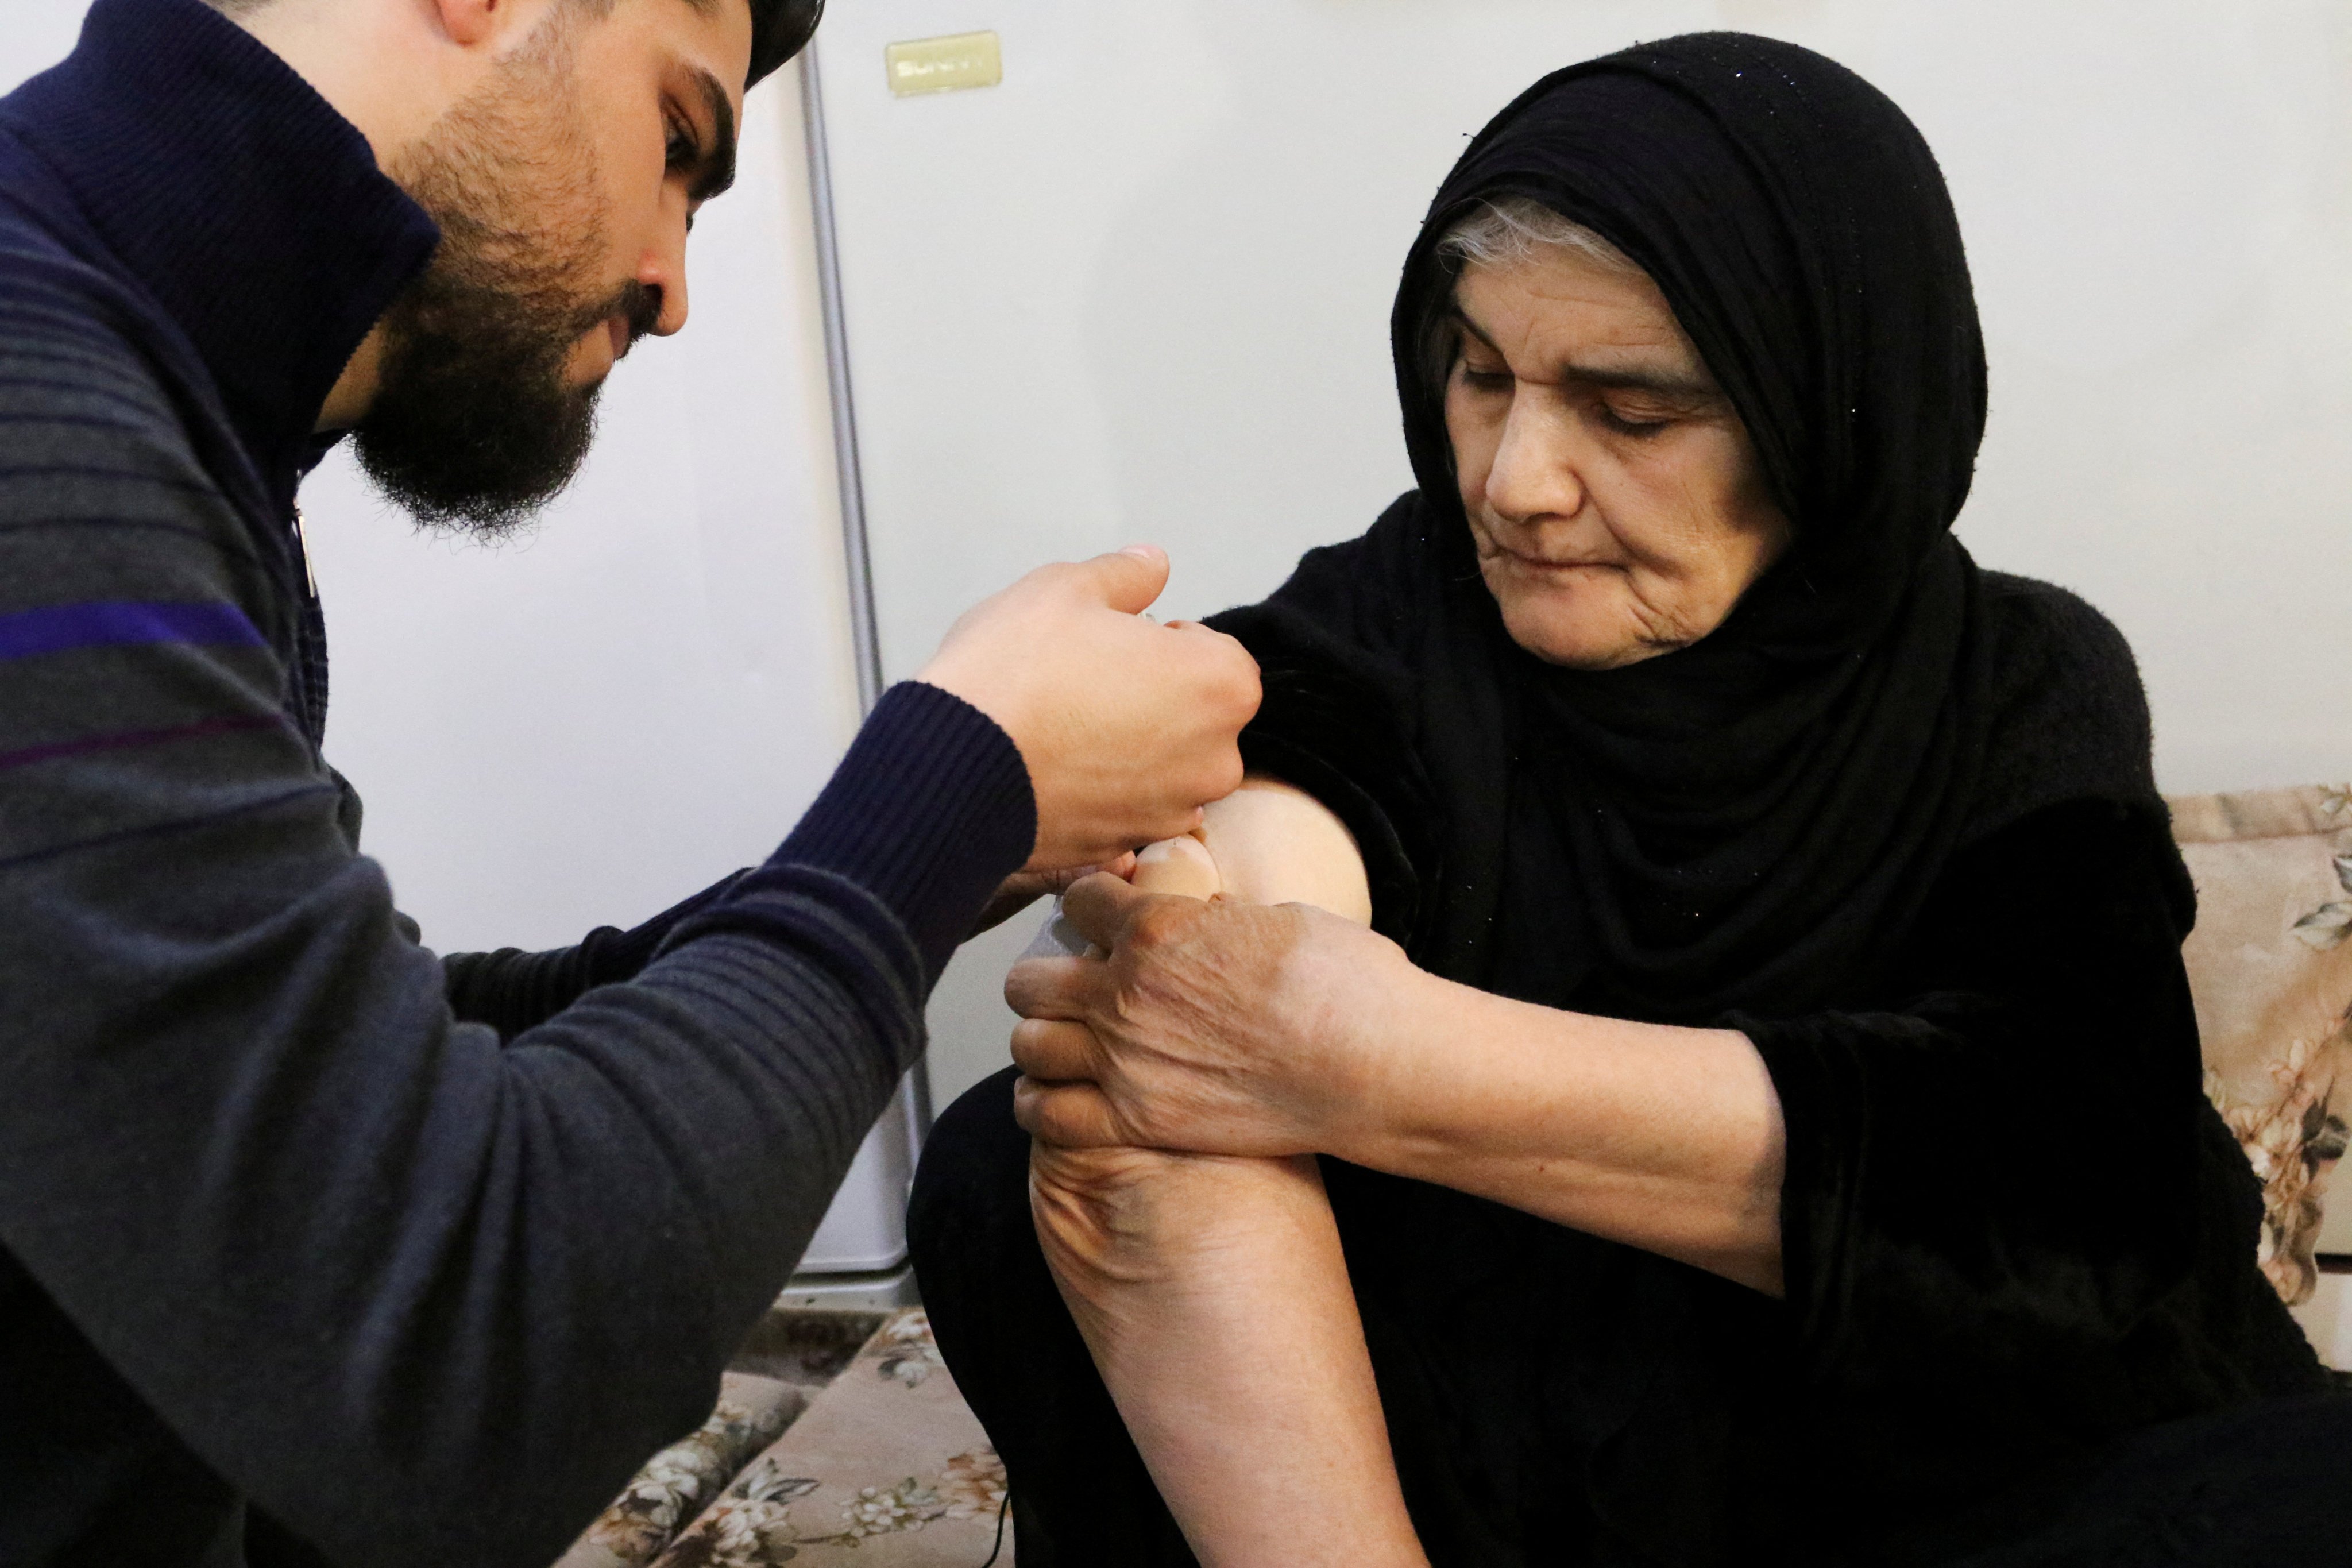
left=1492, top=546, right=1617, bottom=575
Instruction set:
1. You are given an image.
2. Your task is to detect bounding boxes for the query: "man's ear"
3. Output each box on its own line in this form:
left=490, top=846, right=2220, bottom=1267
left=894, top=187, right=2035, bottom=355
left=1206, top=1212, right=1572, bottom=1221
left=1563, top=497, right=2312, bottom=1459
left=431, top=0, right=534, bottom=49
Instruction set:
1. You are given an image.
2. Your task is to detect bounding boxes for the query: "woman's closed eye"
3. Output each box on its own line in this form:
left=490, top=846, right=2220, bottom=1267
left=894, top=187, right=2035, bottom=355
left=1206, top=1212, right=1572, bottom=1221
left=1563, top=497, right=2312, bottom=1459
left=1456, top=360, right=1515, bottom=395
left=1454, top=358, right=1688, bottom=437
left=1592, top=398, right=1676, bottom=438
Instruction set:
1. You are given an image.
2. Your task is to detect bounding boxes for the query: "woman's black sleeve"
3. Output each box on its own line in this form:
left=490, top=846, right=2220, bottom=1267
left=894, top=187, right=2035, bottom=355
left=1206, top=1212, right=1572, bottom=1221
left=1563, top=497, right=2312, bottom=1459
left=1206, top=598, right=1438, bottom=948
left=1739, top=797, right=2323, bottom=1442
left=1204, top=503, right=1449, bottom=947
left=439, top=871, right=747, bottom=1041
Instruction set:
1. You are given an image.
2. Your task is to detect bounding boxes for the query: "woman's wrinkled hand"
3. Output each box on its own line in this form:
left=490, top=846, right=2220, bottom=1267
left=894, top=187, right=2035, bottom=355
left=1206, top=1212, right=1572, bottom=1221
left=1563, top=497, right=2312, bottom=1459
left=1005, top=871, right=1422, bottom=1158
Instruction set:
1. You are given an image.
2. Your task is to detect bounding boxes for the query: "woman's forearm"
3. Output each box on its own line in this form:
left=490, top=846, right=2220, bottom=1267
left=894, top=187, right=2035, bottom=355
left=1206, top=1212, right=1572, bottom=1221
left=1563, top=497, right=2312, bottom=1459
left=1025, top=794, right=1423, bottom=1566
left=1030, top=1146, right=1427, bottom=1567
left=1036, top=777, right=1789, bottom=1292
left=1346, top=977, right=1787, bottom=1293
left=1197, top=774, right=1783, bottom=1287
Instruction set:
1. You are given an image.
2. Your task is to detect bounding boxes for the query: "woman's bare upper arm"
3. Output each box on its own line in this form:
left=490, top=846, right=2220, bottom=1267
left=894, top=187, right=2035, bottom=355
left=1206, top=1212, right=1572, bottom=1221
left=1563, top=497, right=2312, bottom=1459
left=1196, top=775, right=1373, bottom=924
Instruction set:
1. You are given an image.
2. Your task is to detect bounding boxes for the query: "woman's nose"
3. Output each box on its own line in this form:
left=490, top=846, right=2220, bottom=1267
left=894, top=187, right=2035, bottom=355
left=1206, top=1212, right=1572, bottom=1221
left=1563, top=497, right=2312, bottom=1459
left=1485, top=396, right=1585, bottom=523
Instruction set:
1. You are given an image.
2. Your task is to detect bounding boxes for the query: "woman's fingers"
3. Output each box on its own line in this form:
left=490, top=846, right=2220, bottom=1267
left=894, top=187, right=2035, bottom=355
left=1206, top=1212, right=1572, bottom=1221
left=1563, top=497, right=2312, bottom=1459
left=1004, top=952, right=1102, bottom=1021
left=1057, top=870, right=1167, bottom=952
left=1131, top=833, right=1222, bottom=898
left=1013, top=1075, right=1130, bottom=1148
left=1010, top=1017, right=1099, bottom=1082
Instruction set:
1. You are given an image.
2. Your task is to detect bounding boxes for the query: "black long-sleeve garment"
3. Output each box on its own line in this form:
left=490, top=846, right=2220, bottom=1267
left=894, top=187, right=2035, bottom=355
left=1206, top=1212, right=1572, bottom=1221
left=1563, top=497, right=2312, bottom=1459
left=1225, top=501, right=2328, bottom=1547
left=914, top=514, right=2328, bottom=1567
left=438, top=873, right=747, bottom=1041
left=921, top=32, right=2338, bottom=1564
left=0, top=3, right=1035, bottom=1565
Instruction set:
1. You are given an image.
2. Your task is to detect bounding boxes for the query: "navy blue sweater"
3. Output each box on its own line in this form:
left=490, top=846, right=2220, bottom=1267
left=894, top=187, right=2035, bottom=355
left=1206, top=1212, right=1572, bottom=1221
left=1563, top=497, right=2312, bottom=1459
left=0, top=1, right=1034, bottom=1563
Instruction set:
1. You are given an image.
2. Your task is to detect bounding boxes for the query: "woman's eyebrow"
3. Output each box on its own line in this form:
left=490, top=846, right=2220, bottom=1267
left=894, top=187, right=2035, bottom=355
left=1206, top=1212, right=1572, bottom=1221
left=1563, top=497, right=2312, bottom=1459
left=1558, top=362, right=1720, bottom=400
left=684, top=67, right=739, bottom=203
left=1448, top=306, right=1716, bottom=400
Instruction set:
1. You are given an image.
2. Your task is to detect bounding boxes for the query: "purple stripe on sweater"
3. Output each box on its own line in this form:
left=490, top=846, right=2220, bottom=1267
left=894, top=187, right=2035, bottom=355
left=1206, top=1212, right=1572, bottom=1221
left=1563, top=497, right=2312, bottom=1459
left=0, top=600, right=265, bottom=662
left=0, top=712, right=288, bottom=775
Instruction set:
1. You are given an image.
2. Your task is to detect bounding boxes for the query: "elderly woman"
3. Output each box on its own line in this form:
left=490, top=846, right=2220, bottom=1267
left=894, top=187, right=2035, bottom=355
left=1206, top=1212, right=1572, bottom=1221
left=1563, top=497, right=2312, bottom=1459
left=909, top=33, right=2333, bottom=1566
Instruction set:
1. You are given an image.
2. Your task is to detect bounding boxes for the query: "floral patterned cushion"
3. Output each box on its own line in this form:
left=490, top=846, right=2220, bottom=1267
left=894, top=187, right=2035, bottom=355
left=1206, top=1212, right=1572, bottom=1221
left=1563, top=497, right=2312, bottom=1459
left=2171, top=785, right=2352, bottom=1327
left=559, top=1312, right=1008, bottom=1568
left=648, top=1310, right=1010, bottom=1567
left=556, top=1373, right=808, bottom=1568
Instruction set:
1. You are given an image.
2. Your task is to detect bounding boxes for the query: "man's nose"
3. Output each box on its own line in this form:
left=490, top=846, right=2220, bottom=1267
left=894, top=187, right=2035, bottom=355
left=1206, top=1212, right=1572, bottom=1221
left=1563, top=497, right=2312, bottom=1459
left=639, top=204, right=692, bottom=337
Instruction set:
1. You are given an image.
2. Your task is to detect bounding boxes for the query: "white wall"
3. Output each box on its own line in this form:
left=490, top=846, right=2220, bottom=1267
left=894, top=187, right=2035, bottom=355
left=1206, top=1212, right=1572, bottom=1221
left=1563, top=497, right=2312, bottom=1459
left=1882, top=0, right=2352, bottom=794
left=804, top=1, right=2352, bottom=1109
left=811, top=0, right=2352, bottom=794
left=2, top=3, right=83, bottom=81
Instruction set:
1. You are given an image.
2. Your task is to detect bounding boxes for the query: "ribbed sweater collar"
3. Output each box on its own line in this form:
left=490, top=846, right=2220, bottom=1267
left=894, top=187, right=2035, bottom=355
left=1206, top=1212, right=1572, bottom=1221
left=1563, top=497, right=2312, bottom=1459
left=0, top=0, right=439, bottom=506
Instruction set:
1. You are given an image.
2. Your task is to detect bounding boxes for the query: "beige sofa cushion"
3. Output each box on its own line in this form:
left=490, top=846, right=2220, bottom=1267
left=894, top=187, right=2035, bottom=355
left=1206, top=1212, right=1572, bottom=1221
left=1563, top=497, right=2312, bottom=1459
left=2171, top=784, right=2352, bottom=1307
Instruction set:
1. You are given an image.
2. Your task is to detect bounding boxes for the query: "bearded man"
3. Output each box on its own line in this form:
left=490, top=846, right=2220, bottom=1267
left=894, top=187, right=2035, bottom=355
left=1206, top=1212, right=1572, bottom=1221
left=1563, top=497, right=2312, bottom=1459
left=0, top=0, right=1260, bottom=1562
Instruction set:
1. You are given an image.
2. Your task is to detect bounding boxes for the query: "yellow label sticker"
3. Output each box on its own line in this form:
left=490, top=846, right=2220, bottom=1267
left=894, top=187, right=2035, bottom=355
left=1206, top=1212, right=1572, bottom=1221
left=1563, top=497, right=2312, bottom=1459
left=885, top=32, right=1003, bottom=97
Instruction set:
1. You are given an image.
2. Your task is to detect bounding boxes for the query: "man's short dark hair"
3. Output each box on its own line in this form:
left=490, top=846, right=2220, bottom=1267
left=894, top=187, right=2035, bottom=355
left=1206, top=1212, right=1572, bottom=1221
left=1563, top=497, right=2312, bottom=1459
left=746, top=0, right=820, bottom=84
left=206, top=0, right=821, bottom=84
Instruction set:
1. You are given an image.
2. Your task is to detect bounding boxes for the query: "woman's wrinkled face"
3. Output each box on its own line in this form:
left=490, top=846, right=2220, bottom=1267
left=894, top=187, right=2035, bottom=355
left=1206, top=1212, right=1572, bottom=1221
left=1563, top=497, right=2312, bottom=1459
left=1445, top=248, right=1793, bottom=669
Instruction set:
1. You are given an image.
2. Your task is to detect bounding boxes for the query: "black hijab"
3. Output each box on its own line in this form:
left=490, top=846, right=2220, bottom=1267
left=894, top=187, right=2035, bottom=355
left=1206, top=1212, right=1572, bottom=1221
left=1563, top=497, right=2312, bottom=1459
left=1219, top=33, right=2161, bottom=1022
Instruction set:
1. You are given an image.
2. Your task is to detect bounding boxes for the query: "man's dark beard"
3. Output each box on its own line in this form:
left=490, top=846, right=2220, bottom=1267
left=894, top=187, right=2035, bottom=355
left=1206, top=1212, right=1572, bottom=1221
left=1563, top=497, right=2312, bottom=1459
left=354, top=262, right=655, bottom=540
left=353, top=14, right=655, bottom=539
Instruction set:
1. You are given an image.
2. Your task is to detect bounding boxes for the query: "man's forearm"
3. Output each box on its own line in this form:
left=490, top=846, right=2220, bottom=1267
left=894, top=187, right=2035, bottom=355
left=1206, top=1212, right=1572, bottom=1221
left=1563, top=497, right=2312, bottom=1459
left=2, top=678, right=1034, bottom=1567
left=441, top=871, right=750, bottom=1039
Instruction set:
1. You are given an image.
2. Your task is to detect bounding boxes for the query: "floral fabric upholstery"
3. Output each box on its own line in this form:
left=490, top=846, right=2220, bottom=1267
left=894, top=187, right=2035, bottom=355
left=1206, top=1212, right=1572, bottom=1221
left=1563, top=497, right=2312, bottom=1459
left=562, top=1311, right=1011, bottom=1568
left=650, top=1310, right=1010, bottom=1566
left=557, top=1373, right=808, bottom=1568
left=2170, top=783, right=2352, bottom=1372
left=2171, top=784, right=2352, bottom=1315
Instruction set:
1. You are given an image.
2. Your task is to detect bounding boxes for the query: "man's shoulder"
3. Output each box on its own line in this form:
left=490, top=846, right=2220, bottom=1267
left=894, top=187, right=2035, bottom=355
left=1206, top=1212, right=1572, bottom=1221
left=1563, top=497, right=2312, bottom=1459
left=0, top=262, right=250, bottom=542
left=0, top=171, right=241, bottom=505
left=0, top=121, right=204, bottom=427
left=0, top=270, right=195, bottom=497
left=0, top=191, right=292, bottom=651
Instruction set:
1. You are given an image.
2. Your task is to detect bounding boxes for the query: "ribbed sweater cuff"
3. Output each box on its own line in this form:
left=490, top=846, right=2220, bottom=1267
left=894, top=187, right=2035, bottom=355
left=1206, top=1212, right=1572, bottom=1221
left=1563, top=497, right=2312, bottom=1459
left=749, top=682, right=1034, bottom=982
